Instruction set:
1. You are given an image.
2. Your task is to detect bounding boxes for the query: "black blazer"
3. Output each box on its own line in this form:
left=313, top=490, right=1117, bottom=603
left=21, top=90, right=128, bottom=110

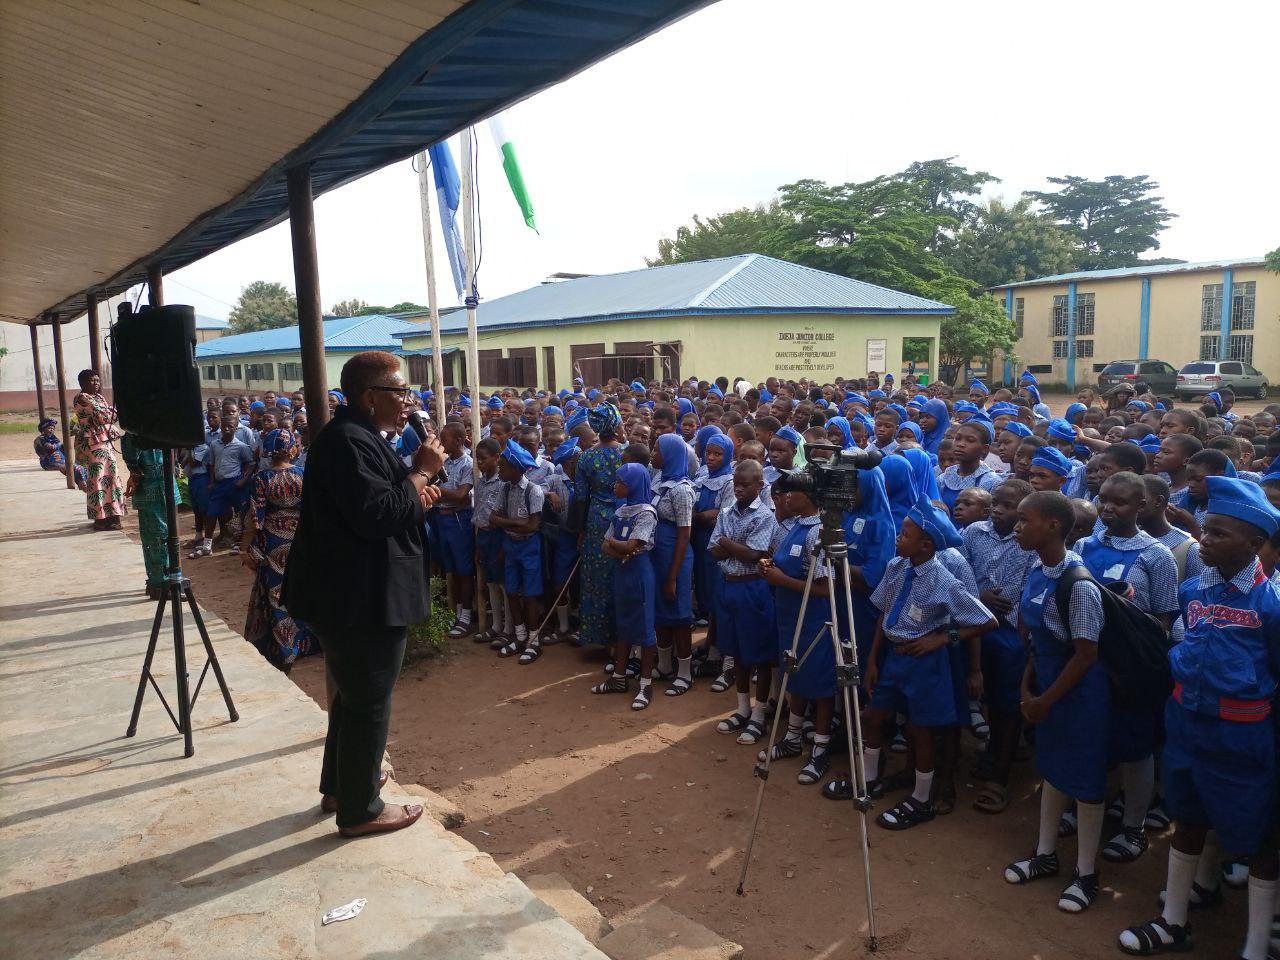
left=282, top=405, right=429, bottom=629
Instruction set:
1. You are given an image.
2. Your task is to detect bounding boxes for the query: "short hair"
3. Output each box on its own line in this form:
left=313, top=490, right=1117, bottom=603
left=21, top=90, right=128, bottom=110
left=1023, top=490, right=1074, bottom=537
left=1163, top=408, right=1203, bottom=438
left=516, top=424, right=540, bottom=444
left=729, top=422, right=755, bottom=444
left=1098, top=443, right=1147, bottom=474
left=622, top=442, right=651, bottom=466
left=340, top=350, right=402, bottom=399
left=651, top=405, right=676, bottom=426
left=1188, top=448, right=1230, bottom=475
left=994, top=478, right=1033, bottom=502
left=1207, top=435, right=1241, bottom=457
left=77, top=368, right=98, bottom=388
left=1101, top=470, right=1146, bottom=496
left=734, top=458, right=763, bottom=480
left=754, top=415, right=781, bottom=433
left=1019, top=435, right=1049, bottom=451
left=1164, top=433, right=1203, bottom=459
left=490, top=416, right=514, bottom=433
left=1142, top=475, right=1170, bottom=502
left=703, top=403, right=724, bottom=418
left=475, top=437, right=501, bottom=457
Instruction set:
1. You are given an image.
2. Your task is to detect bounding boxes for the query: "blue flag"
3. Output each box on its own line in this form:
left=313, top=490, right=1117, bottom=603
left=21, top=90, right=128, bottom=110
left=428, top=140, right=466, bottom=301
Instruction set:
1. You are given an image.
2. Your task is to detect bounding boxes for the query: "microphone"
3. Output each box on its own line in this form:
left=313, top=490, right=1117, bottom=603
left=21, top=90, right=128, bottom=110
left=407, top=411, right=446, bottom=484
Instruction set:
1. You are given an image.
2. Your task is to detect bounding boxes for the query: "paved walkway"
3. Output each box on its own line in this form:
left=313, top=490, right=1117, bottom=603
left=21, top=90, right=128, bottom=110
left=0, top=460, right=605, bottom=960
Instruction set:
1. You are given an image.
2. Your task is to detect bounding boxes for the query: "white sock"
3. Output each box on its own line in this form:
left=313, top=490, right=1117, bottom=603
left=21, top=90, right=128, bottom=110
left=968, top=697, right=982, bottom=716
left=629, top=644, right=640, bottom=662
left=455, top=602, right=464, bottom=618
left=203, top=537, right=212, bottom=549
left=515, top=623, right=528, bottom=643
left=1121, top=758, right=1155, bottom=831
left=1162, top=847, right=1199, bottom=927
left=785, top=712, right=804, bottom=744
left=1194, top=832, right=1222, bottom=891
left=1244, top=875, right=1279, bottom=960
left=458, top=607, right=472, bottom=625
left=1037, top=782, right=1069, bottom=857
left=722, top=655, right=735, bottom=673
left=862, top=746, right=881, bottom=785
left=1075, top=800, right=1105, bottom=877
left=556, top=604, right=570, bottom=632
left=657, top=645, right=673, bottom=674
left=677, top=656, right=692, bottom=681
left=736, top=692, right=751, bottom=716
left=912, top=768, right=935, bottom=804
left=487, top=584, right=504, bottom=630
left=750, top=700, right=767, bottom=725
left=812, top=733, right=831, bottom=756
left=638, top=677, right=652, bottom=691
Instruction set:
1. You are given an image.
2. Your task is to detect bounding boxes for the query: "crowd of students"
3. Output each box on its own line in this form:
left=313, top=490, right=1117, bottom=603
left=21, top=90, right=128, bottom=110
left=172, top=367, right=1280, bottom=959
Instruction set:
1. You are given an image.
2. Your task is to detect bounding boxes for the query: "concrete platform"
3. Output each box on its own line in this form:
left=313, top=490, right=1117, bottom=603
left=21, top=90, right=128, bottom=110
left=0, top=460, right=608, bottom=960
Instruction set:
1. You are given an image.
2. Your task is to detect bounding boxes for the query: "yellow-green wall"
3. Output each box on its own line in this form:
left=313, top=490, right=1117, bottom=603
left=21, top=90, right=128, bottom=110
left=198, top=349, right=405, bottom=395
left=996, top=265, right=1278, bottom=384
left=399, top=312, right=942, bottom=391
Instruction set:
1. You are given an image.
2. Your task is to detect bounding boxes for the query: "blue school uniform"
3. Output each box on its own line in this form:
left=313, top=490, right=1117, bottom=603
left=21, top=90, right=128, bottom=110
left=547, top=468, right=579, bottom=588
left=692, top=463, right=732, bottom=619
left=186, top=443, right=210, bottom=515
left=937, top=461, right=1001, bottom=513
left=651, top=479, right=695, bottom=626
left=962, top=520, right=1036, bottom=712
left=770, top=515, right=835, bottom=699
left=1021, top=552, right=1109, bottom=802
left=709, top=494, right=778, bottom=664
left=434, top=452, right=476, bottom=576
left=841, top=467, right=897, bottom=676
left=869, top=555, right=993, bottom=727
left=611, top=504, right=658, bottom=647
left=472, top=469, right=506, bottom=583
left=1164, top=562, right=1280, bottom=855
left=499, top=474, right=544, bottom=597
left=937, top=546, right=983, bottom=722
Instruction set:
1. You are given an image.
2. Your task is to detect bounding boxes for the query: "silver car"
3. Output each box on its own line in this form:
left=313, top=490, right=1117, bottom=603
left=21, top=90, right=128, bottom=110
left=1176, top=360, right=1270, bottom=400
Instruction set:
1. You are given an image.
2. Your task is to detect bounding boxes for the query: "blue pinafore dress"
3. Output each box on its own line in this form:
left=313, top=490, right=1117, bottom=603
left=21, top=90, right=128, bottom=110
left=652, top=484, right=694, bottom=626
left=773, top=520, right=836, bottom=699
left=613, top=506, right=657, bottom=647
left=1022, top=560, right=1111, bottom=802
left=692, top=482, right=725, bottom=619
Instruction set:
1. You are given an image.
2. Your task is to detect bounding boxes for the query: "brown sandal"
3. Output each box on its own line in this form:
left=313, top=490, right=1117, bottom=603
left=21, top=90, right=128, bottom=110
left=973, top=781, right=1010, bottom=815
left=338, top=803, right=423, bottom=838
left=321, top=770, right=389, bottom=814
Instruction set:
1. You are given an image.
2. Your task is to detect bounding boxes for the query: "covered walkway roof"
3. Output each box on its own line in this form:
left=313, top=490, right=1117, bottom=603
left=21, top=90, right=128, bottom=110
left=0, top=0, right=714, bottom=325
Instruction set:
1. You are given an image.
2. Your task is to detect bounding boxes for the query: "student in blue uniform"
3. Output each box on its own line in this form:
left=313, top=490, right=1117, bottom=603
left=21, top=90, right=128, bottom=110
left=839, top=465, right=899, bottom=686
left=490, top=439, right=545, bottom=664
left=1026, top=444, right=1073, bottom=494
left=692, top=431, right=734, bottom=680
left=651, top=432, right=696, bottom=696
left=837, top=500, right=995, bottom=828
left=758, top=485, right=837, bottom=784
left=546, top=436, right=581, bottom=642
left=593, top=462, right=659, bottom=709
left=899, top=447, right=940, bottom=502
left=1117, top=478, right=1280, bottom=959
left=918, top=398, right=951, bottom=458
left=434, top=422, right=477, bottom=639
left=1078, top=471, right=1179, bottom=863
left=1003, top=491, right=1109, bottom=915
left=963, top=478, right=1037, bottom=813
left=937, top=418, right=1002, bottom=512
left=879, top=452, right=918, bottom=529
left=471, top=438, right=508, bottom=647
left=709, top=459, right=779, bottom=744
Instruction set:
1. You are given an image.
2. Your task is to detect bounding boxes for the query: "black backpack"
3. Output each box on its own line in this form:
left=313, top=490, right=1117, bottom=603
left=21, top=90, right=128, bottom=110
left=1053, top=565, right=1173, bottom=713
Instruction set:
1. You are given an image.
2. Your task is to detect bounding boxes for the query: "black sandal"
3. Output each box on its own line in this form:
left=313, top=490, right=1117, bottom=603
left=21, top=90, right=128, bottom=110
left=1057, top=871, right=1100, bottom=913
left=737, top=718, right=767, bottom=745
left=822, top=776, right=883, bottom=802
left=665, top=676, right=692, bottom=697
left=757, top=738, right=803, bottom=763
left=1159, top=881, right=1223, bottom=911
left=518, top=640, right=542, bottom=664
left=592, top=676, right=628, bottom=695
left=1003, top=851, right=1060, bottom=885
left=631, top=684, right=652, bottom=711
left=692, top=657, right=723, bottom=679
left=710, top=667, right=736, bottom=693
left=1103, top=827, right=1149, bottom=863
left=1118, top=918, right=1191, bottom=955
left=717, top=711, right=749, bottom=734
left=497, top=639, right=523, bottom=658
left=798, top=750, right=829, bottom=785
left=876, top=796, right=935, bottom=831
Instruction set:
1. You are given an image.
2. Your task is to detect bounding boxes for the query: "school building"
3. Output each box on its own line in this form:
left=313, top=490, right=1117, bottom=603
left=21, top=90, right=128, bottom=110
left=393, top=254, right=952, bottom=391
left=194, top=313, right=415, bottom=395
left=990, top=257, right=1277, bottom=390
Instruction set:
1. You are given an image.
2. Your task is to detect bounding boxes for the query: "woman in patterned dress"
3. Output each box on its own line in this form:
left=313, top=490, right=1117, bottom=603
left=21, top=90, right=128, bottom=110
left=241, top=429, right=315, bottom=670
left=71, top=369, right=125, bottom=530
left=572, top=403, right=623, bottom=648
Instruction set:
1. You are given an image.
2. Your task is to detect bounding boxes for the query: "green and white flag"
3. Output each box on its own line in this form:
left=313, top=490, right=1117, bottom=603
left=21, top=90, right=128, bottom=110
left=487, top=114, right=537, bottom=232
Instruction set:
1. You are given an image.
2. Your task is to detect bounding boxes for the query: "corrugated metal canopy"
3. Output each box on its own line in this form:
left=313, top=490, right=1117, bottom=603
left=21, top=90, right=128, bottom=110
left=0, top=0, right=714, bottom=325
left=196, top=314, right=414, bottom=357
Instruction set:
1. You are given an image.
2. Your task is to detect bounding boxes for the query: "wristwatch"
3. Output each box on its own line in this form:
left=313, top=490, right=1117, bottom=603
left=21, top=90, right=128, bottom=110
left=948, top=624, right=960, bottom=647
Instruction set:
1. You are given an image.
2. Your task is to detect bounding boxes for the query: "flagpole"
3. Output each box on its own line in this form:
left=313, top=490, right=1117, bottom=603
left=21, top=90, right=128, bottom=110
left=460, top=128, right=482, bottom=459
left=416, top=150, right=448, bottom=429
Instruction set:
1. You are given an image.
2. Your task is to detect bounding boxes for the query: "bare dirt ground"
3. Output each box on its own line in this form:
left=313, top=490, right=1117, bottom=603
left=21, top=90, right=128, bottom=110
left=17, top=391, right=1272, bottom=960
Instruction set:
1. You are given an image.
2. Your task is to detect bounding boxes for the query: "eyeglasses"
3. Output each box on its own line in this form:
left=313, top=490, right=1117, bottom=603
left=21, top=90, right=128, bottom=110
left=368, top=385, right=417, bottom=403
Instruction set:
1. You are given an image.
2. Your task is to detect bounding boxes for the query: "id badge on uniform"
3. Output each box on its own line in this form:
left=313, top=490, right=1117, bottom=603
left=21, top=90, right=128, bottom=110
left=1104, top=563, right=1125, bottom=581
left=908, top=604, right=923, bottom=623
left=790, top=544, right=804, bottom=557
left=852, top=518, right=865, bottom=534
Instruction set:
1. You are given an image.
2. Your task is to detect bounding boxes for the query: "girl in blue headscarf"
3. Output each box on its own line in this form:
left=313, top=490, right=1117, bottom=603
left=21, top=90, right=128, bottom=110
left=594, top=462, right=659, bottom=709
left=825, top=416, right=856, bottom=450
left=694, top=424, right=722, bottom=462
left=899, top=447, right=941, bottom=502
left=652, top=432, right=696, bottom=695
left=692, top=433, right=734, bottom=678
left=879, top=453, right=918, bottom=530
left=896, top=420, right=923, bottom=449
left=836, top=466, right=898, bottom=699
left=918, top=398, right=951, bottom=457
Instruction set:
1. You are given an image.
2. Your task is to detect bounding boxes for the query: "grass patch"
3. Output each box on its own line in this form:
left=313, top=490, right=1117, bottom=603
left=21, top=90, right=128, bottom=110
left=403, top=580, right=458, bottom=669
left=0, top=421, right=37, bottom=435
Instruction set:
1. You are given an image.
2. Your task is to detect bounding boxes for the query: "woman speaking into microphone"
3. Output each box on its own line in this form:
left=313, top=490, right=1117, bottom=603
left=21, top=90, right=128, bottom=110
left=283, top=351, right=445, bottom=838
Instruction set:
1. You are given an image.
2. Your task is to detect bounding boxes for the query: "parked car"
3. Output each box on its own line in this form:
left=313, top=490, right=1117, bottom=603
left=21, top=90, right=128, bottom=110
left=1177, top=360, right=1270, bottom=400
left=1096, top=360, right=1179, bottom=396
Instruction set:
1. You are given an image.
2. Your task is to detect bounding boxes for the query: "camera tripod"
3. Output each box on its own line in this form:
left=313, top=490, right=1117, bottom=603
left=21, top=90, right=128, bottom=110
left=125, top=447, right=238, bottom=757
left=736, top=504, right=879, bottom=953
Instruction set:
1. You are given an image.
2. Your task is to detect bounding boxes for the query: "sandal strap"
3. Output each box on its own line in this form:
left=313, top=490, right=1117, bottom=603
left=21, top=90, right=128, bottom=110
left=1119, top=918, right=1183, bottom=954
left=717, top=711, right=748, bottom=732
left=665, top=676, right=692, bottom=696
left=1005, top=852, right=1059, bottom=884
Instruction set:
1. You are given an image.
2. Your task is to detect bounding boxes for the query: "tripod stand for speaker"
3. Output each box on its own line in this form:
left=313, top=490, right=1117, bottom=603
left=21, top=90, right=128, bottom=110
left=125, top=448, right=238, bottom=756
left=735, top=504, right=880, bottom=952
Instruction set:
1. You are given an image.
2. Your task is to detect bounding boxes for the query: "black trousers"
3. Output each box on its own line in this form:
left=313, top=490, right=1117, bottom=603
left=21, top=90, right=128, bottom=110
left=315, top=623, right=407, bottom=828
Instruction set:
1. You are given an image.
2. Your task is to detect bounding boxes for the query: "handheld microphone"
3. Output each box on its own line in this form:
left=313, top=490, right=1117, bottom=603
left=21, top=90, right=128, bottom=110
left=407, top=411, right=447, bottom=484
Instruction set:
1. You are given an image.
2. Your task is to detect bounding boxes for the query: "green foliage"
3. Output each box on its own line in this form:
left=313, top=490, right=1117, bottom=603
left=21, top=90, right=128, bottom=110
left=332, top=300, right=429, bottom=317
left=0, top=420, right=37, bottom=435
left=947, top=197, right=1080, bottom=288
left=1266, top=246, right=1280, bottom=273
left=1023, top=175, right=1176, bottom=270
left=892, top=157, right=999, bottom=248
left=916, top=275, right=1016, bottom=377
left=650, top=202, right=791, bottom=265
left=902, top=338, right=931, bottom=363
left=329, top=298, right=368, bottom=318
left=403, top=585, right=456, bottom=669
left=228, top=281, right=298, bottom=334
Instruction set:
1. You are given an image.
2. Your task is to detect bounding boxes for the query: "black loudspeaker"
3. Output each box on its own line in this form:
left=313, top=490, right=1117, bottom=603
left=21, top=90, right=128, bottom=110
left=109, top=303, right=205, bottom=447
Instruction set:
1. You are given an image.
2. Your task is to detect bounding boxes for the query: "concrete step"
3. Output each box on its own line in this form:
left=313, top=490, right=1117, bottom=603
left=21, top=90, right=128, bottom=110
left=597, top=903, right=744, bottom=960
left=524, top=873, right=613, bottom=944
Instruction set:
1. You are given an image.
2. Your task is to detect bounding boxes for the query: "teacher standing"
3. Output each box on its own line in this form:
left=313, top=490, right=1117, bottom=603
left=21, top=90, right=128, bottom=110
left=282, top=351, right=444, bottom=838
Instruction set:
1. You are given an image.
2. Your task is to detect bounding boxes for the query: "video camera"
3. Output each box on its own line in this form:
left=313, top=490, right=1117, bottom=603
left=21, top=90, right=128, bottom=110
left=772, top=443, right=882, bottom=510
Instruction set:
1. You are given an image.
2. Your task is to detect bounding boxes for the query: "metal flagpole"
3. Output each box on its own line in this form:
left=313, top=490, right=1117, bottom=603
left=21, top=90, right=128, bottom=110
left=415, top=151, right=448, bottom=430
left=460, top=129, right=482, bottom=451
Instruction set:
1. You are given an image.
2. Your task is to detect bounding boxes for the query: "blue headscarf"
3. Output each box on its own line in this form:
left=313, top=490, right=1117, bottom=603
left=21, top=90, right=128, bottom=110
left=249, top=400, right=266, bottom=411
left=631, top=379, right=646, bottom=393
left=587, top=388, right=601, bottom=401
left=897, top=421, right=922, bottom=444
left=1065, top=402, right=1088, bottom=425
left=544, top=405, right=563, bottom=419
left=656, top=432, right=690, bottom=483
left=1046, top=418, right=1076, bottom=443
left=853, top=412, right=876, bottom=439
left=1001, top=421, right=1033, bottom=439
left=615, top=462, right=653, bottom=508
left=1020, top=370, right=1038, bottom=387
left=775, top=425, right=803, bottom=448
left=842, top=466, right=895, bottom=589
left=1128, top=433, right=1162, bottom=454
left=694, top=424, right=723, bottom=461
left=1023, top=383, right=1042, bottom=405
left=845, top=392, right=869, bottom=409
left=867, top=389, right=886, bottom=401
left=826, top=416, right=856, bottom=449
left=677, top=397, right=695, bottom=419
left=920, top=398, right=951, bottom=456
left=328, top=389, right=346, bottom=405
left=702, top=434, right=734, bottom=480
left=907, top=498, right=964, bottom=550
left=262, top=428, right=294, bottom=456
left=962, top=412, right=995, bottom=442
left=558, top=389, right=570, bottom=399
left=708, top=384, right=724, bottom=399
left=885, top=403, right=909, bottom=425
left=565, top=410, right=589, bottom=433
left=969, top=379, right=990, bottom=397
left=552, top=436, right=580, bottom=464
left=457, top=395, right=472, bottom=409
left=275, top=397, right=292, bottom=409
left=953, top=400, right=979, bottom=418
left=500, top=438, right=536, bottom=470
left=899, top=447, right=940, bottom=501
left=988, top=401, right=1020, bottom=418
left=486, top=395, right=504, bottom=410
left=1206, top=391, right=1223, bottom=412
left=879, top=452, right=918, bottom=529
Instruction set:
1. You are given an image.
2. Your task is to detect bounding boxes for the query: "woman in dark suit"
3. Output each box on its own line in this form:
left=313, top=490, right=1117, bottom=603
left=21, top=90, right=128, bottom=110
left=283, top=351, right=445, bottom=838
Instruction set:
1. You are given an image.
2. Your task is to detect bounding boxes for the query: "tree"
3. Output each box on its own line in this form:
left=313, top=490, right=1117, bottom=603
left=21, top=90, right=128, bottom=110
left=892, top=157, right=999, bottom=248
left=1266, top=245, right=1280, bottom=273
left=1023, top=175, right=1176, bottom=270
left=917, top=274, right=1018, bottom=381
left=650, top=202, right=791, bottom=265
left=228, top=281, right=297, bottom=333
left=946, top=197, right=1080, bottom=288
left=329, top=298, right=369, bottom=318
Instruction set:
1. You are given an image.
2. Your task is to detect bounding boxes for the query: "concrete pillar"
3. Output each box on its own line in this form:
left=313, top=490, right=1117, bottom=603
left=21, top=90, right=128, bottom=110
left=50, top=314, right=75, bottom=490
left=29, top=324, right=46, bottom=422
left=1219, top=269, right=1234, bottom=360
left=86, top=292, right=103, bottom=375
left=1065, top=281, right=1078, bottom=391
left=287, top=164, right=329, bottom=431
left=148, top=265, right=164, bottom=307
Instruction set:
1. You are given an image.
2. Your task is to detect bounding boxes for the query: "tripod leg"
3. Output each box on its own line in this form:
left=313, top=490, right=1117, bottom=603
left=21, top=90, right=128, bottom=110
left=169, top=582, right=195, bottom=758
left=184, top=585, right=239, bottom=722
left=126, top=592, right=168, bottom=737
left=735, top=551, right=820, bottom=896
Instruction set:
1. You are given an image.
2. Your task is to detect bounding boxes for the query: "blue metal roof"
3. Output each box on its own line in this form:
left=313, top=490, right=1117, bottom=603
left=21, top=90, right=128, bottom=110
left=40, top=0, right=715, bottom=321
left=397, top=346, right=460, bottom=357
left=195, top=314, right=228, bottom=330
left=196, top=314, right=414, bottom=358
left=993, top=257, right=1267, bottom=289
left=393, top=254, right=953, bottom=338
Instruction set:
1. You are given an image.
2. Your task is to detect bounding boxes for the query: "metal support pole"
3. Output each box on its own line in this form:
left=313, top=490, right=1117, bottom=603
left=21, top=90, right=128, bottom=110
left=287, top=164, right=329, bottom=432
left=50, top=314, right=75, bottom=490
left=86, top=292, right=103, bottom=381
left=147, top=264, right=164, bottom=308
left=29, top=323, right=46, bottom=422
left=460, top=130, right=482, bottom=447
left=416, top=151, right=448, bottom=429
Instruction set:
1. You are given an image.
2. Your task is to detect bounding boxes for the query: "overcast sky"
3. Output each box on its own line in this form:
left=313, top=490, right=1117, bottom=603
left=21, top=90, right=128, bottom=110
left=165, top=0, right=1279, bottom=321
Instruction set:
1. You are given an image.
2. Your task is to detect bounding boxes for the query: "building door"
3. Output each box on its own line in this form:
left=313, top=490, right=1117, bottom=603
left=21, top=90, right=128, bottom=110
left=655, top=342, right=681, bottom=384
left=610, top=341, right=652, bottom=383
left=543, top=346, right=555, bottom=393
left=507, top=347, right=536, bottom=387
left=571, top=343, right=604, bottom=387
